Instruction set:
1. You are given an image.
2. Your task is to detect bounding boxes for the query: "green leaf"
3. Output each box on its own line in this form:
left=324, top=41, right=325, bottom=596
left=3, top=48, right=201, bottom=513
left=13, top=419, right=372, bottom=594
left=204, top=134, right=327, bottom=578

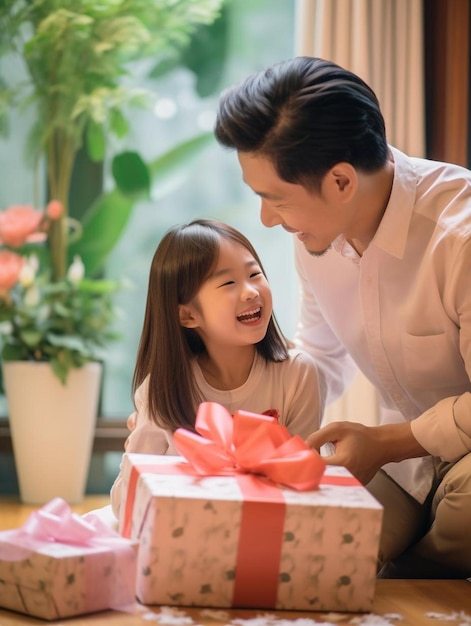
left=179, top=6, right=229, bottom=98
left=70, top=133, right=214, bottom=276
left=47, top=333, right=89, bottom=353
left=78, top=278, right=121, bottom=294
left=86, top=120, right=106, bottom=162
left=147, top=54, right=181, bottom=79
left=149, top=132, right=214, bottom=196
left=109, top=108, right=129, bottom=138
left=19, top=329, right=43, bottom=348
left=1, top=343, right=28, bottom=362
left=50, top=357, right=68, bottom=385
left=68, top=189, right=134, bottom=276
left=112, top=151, right=150, bottom=197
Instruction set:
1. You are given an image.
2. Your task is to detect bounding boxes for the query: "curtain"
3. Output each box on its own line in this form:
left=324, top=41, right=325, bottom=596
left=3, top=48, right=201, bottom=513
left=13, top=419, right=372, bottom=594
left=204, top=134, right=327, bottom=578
left=294, top=0, right=425, bottom=426
left=425, top=0, right=471, bottom=168
left=295, top=0, right=425, bottom=156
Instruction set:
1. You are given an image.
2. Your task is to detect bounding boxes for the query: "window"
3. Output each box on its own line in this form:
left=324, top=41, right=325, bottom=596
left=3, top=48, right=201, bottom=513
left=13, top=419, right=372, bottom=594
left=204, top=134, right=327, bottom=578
left=101, top=0, right=297, bottom=419
left=0, top=0, right=297, bottom=493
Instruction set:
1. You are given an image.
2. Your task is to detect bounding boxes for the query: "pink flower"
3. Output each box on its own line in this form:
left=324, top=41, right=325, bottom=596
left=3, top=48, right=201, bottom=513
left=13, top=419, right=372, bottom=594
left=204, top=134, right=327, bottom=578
left=46, top=200, right=63, bottom=220
left=0, top=204, right=43, bottom=248
left=0, top=249, right=24, bottom=295
left=24, top=232, right=47, bottom=244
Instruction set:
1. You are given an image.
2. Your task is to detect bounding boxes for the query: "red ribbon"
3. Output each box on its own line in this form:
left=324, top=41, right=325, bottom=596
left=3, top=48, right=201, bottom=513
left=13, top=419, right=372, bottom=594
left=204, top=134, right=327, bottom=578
left=173, top=402, right=326, bottom=490
left=121, top=403, right=362, bottom=608
left=231, top=473, right=285, bottom=607
left=122, top=402, right=327, bottom=541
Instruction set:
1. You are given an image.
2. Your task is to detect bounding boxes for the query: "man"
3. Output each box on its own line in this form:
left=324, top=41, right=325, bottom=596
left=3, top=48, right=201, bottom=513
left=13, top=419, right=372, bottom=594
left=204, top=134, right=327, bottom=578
left=214, top=56, right=471, bottom=578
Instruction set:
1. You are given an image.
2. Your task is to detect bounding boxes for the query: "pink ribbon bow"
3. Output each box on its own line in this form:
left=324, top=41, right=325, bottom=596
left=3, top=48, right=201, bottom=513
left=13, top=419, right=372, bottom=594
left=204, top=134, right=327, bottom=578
left=173, top=402, right=326, bottom=491
left=0, top=497, right=132, bottom=563
left=20, top=498, right=103, bottom=544
left=0, top=498, right=139, bottom=615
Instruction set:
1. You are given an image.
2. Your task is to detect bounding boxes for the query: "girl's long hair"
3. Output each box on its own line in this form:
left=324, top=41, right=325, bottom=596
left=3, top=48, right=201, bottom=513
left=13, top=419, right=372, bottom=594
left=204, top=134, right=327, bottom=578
left=132, top=218, right=288, bottom=432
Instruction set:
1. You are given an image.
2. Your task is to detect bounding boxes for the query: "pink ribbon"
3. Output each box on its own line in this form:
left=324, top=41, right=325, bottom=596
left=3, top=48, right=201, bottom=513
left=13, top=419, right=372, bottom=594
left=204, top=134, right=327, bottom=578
left=173, top=401, right=326, bottom=490
left=0, top=498, right=138, bottom=616
left=0, top=497, right=132, bottom=561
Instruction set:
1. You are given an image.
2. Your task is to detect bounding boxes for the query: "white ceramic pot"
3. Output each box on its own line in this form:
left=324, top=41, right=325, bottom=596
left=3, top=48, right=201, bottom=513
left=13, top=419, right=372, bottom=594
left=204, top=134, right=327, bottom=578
left=2, top=361, right=102, bottom=504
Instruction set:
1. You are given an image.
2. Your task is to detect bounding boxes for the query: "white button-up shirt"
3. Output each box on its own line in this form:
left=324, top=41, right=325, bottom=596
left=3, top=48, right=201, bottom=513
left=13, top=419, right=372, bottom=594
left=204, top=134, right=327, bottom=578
left=294, top=147, right=471, bottom=502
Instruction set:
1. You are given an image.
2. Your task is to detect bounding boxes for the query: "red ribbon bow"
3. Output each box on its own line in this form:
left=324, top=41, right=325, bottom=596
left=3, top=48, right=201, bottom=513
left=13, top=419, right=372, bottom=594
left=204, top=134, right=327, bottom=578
left=173, top=402, right=325, bottom=491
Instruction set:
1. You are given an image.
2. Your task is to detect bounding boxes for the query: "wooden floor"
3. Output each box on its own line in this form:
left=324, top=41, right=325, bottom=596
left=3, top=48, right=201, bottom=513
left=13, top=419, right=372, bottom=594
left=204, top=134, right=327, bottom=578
left=0, top=496, right=470, bottom=625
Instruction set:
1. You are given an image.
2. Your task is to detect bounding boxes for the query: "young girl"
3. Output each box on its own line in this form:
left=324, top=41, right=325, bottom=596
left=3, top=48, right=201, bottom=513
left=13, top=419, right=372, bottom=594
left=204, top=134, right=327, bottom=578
left=110, top=218, right=322, bottom=517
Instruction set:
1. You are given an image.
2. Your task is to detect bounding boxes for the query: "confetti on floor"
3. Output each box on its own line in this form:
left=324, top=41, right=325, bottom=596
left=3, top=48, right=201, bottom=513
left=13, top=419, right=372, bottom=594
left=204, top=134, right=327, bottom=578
left=426, top=611, right=471, bottom=623
left=136, top=606, right=471, bottom=626
left=142, top=606, right=196, bottom=624
left=351, top=615, right=402, bottom=626
left=318, top=613, right=352, bottom=623
left=232, top=618, right=337, bottom=626
left=226, top=613, right=405, bottom=626
left=200, top=609, right=231, bottom=621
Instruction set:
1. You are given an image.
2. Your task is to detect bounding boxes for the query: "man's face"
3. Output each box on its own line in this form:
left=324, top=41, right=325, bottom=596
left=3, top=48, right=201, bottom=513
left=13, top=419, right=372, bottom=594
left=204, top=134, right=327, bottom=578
left=238, top=152, right=353, bottom=257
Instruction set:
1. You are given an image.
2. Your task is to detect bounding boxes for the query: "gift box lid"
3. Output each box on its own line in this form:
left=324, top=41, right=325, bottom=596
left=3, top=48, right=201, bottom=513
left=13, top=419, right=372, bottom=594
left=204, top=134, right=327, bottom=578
left=120, top=452, right=383, bottom=536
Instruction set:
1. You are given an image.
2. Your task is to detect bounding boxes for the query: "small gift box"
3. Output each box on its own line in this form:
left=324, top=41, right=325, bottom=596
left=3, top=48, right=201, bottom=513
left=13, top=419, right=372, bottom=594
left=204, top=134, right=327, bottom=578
left=0, top=498, right=138, bottom=620
left=120, top=402, right=383, bottom=613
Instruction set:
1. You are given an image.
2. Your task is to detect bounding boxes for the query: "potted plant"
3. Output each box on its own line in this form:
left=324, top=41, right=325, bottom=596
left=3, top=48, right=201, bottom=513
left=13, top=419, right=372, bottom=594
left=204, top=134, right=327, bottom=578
left=0, top=0, right=224, bottom=504
left=0, top=199, right=120, bottom=504
left=0, top=202, right=120, bottom=382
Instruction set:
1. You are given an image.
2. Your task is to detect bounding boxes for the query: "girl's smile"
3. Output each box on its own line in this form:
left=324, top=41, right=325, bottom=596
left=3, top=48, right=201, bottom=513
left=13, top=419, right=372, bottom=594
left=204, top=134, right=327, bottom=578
left=178, top=235, right=273, bottom=390
left=180, top=236, right=273, bottom=355
left=237, top=305, right=263, bottom=324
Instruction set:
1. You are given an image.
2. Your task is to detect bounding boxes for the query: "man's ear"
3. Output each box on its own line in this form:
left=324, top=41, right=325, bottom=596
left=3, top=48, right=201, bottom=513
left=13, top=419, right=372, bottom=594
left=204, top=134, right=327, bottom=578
left=324, top=162, right=357, bottom=202
left=178, top=304, right=199, bottom=328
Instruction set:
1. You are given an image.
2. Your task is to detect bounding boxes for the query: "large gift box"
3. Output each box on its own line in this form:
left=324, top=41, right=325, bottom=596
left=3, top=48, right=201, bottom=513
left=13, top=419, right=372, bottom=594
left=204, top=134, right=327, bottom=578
left=120, top=402, right=383, bottom=613
left=0, top=498, right=138, bottom=620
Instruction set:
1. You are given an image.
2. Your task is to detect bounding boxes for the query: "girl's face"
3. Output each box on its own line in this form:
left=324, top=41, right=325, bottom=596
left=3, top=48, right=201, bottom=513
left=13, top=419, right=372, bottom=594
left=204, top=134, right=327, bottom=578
left=180, top=237, right=272, bottom=350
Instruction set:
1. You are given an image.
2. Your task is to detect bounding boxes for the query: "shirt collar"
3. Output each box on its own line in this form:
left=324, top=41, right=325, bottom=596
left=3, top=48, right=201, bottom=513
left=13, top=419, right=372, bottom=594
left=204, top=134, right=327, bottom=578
left=332, top=147, right=418, bottom=262
left=372, top=146, right=418, bottom=259
left=332, top=235, right=361, bottom=263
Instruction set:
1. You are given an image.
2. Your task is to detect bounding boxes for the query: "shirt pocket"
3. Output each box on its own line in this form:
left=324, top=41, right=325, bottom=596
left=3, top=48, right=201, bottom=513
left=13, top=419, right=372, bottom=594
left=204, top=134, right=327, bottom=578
left=401, top=331, right=467, bottom=389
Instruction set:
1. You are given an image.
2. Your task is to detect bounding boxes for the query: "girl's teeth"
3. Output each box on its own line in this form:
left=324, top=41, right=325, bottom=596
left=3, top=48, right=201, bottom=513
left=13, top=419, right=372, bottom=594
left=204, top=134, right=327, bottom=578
left=238, top=308, right=261, bottom=322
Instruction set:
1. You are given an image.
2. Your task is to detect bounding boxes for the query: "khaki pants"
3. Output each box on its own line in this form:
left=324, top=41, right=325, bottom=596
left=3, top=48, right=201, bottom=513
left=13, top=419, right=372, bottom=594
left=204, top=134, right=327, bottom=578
left=366, top=453, right=471, bottom=578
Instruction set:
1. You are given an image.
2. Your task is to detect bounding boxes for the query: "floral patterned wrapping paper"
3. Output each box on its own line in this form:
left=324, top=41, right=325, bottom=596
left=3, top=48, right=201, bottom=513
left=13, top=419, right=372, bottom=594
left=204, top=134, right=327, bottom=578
left=0, top=530, right=138, bottom=620
left=120, top=453, right=384, bottom=613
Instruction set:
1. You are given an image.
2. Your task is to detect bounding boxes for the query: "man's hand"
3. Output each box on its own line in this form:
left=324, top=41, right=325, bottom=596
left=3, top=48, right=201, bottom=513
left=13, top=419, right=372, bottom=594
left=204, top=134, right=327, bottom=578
left=306, top=421, right=428, bottom=485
